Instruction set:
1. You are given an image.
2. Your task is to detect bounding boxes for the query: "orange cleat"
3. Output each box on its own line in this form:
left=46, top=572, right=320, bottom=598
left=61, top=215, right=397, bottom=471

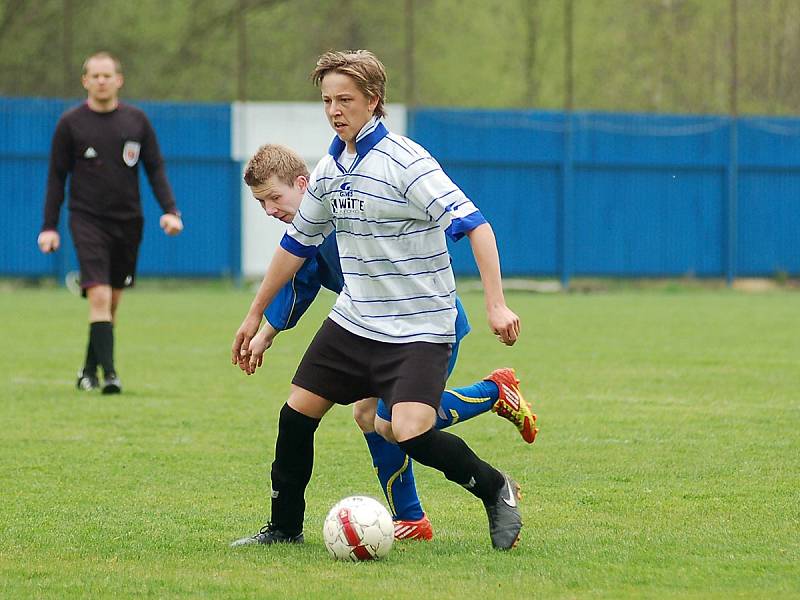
left=486, top=368, right=538, bottom=444
left=393, top=513, right=433, bottom=541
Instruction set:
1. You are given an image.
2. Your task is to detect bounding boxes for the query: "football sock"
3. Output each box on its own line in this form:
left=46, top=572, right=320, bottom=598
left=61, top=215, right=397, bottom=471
left=270, top=403, right=321, bottom=535
left=398, top=428, right=504, bottom=503
left=82, top=332, right=98, bottom=377
left=90, top=321, right=115, bottom=377
left=435, top=380, right=498, bottom=429
left=363, top=432, right=424, bottom=521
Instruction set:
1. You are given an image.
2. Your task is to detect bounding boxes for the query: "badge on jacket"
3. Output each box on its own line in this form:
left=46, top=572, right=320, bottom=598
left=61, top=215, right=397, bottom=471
left=123, top=141, right=141, bottom=167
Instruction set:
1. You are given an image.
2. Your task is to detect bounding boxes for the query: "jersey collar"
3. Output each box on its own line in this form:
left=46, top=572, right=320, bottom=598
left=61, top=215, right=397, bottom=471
left=328, top=116, right=388, bottom=163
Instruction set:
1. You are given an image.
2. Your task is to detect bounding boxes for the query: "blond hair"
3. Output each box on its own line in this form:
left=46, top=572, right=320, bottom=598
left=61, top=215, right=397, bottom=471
left=243, top=144, right=309, bottom=187
left=311, top=50, right=387, bottom=118
left=82, top=51, right=122, bottom=75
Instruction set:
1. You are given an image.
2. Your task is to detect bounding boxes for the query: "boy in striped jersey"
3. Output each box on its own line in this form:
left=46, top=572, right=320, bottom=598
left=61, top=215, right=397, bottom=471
left=233, top=143, right=537, bottom=543
left=231, top=51, right=527, bottom=550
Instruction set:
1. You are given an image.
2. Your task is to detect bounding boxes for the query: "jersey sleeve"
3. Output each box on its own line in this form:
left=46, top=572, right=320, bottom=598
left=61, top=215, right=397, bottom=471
left=263, top=257, right=322, bottom=331
left=454, top=295, right=471, bottom=342
left=281, top=162, right=335, bottom=258
left=139, top=114, right=178, bottom=215
left=403, top=155, right=487, bottom=242
left=263, top=234, right=344, bottom=331
left=41, top=116, right=73, bottom=231
left=315, top=234, right=345, bottom=294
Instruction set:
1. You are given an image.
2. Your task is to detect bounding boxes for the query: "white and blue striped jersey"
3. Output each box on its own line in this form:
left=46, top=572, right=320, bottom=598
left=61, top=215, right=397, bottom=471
left=280, top=117, right=486, bottom=344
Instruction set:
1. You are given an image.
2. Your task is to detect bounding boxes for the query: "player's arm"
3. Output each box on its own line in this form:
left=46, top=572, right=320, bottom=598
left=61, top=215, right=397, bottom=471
left=403, top=156, right=519, bottom=345
left=465, top=222, right=520, bottom=346
left=244, top=233, right=342, bottom=374
left=38, top=118, right=73, bottom=253
left=140, top=115, right=183, bottom=236
left=243, top=263, right=322, bottom=374
left=233, top=161, right=335, bottom=364
left=231, top=245, right=306, bottom=365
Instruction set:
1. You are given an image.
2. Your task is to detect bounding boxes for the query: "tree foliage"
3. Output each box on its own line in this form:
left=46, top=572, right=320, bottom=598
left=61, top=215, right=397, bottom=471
left=1, top=0, right=799, bottom=115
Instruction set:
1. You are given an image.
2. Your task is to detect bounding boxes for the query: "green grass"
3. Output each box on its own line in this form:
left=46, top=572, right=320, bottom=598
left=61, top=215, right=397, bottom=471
left=1, top=286, right=798, bottom=599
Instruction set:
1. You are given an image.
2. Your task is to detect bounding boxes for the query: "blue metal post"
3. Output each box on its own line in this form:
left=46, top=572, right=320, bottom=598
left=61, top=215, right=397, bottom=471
left=560, top=113, right=574, bottom=289
left=725, top=118, right=738, bottom=286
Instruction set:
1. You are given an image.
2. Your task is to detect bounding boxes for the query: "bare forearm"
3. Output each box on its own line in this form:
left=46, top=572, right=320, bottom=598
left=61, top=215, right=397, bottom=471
left=467, top=223, right=506, bottom=309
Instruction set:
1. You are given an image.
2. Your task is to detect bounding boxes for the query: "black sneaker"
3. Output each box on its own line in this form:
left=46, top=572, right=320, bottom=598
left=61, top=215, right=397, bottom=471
left=483, top=474, right=522, bottom=550
left=76, top=371, right=99, bottom=391
left=101, top=373, right=122, bottom=395
left=230, top=523, right=304, bottom=547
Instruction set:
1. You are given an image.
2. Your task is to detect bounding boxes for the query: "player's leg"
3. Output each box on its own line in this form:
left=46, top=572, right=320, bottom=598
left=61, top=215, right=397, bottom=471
left=438, top=369, right=538, bottom=443
left=393, top=401, right=522, bottom=550
left=70, top=212, right=114, bottom=392
left=432, top=340, right=493, bottom=427
left=432, top=337, right=538, bottom=441
left=95, top=217, right=142, bottom=394
left=232, top=319, right=373, bottom=547
left=232, top=385, right=333, bottom=546
left=354, top=399, right=431, bottom=540
left=381, top=343, right=522, bottom=550
left=85, top=284, right=118, bottom=392
left=379, top=332, right=537, bottom=441
left=111, top=288, right=123, bottom=322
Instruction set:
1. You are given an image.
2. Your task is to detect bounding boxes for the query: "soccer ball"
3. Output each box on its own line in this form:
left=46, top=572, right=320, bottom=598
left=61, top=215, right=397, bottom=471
left=322, top=496, right=394, bottom=561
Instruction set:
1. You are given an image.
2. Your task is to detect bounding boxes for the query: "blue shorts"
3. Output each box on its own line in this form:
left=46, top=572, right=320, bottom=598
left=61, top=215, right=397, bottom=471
left=374, top=337, right=460, bottom=421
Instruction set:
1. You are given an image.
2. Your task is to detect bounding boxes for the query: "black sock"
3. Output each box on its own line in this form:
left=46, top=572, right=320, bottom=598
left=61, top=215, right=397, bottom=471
left=398, top=428, right=505, bottom=503
left=270, top=403, right=321, bottom=535
left=90, top=321, right=115, bottom=377
left=82, top=333, right=97, bottom=377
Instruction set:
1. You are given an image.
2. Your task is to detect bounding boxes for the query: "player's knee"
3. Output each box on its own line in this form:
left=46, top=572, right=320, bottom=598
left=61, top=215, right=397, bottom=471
left=390, top=403, right=436, bottom=443
left=374, top=417, right=395, bottom=443
left=352, top=399, right=377, bottom=433
left=287, top=384, right=334, bottom=420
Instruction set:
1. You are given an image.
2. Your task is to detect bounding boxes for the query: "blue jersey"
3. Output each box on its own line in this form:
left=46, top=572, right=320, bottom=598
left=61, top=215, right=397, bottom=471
left=264, top=234, right=471, bottom=343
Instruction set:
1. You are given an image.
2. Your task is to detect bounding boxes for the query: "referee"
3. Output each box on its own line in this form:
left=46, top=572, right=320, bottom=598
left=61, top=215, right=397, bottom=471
left=37, top=51, right=183, bottom=394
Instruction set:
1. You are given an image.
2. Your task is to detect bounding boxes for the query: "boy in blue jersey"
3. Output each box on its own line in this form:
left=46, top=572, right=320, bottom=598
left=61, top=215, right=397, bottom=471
left=234, top=143, right=537, bottom=542
left=232, top=50, right=529, bottom=550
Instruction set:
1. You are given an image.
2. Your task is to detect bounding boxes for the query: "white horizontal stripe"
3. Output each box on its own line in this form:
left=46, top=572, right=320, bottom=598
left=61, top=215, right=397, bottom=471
left=286, top=124, right=478, bottom=343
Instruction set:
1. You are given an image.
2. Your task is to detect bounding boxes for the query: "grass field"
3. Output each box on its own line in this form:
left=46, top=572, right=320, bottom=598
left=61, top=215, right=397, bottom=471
left=1, top=285, right=798, bottom=599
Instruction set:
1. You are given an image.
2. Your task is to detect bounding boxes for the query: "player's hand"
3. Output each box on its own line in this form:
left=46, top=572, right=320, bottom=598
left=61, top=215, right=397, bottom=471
left=231, top=313, right=261, bottom=366
left=37, top=230, right=60, bottom=253
left=487, top=304, right=520, bottom=346
left=160, top=213, right=183, bottom=236
left=240, top=323, right=277, bottom=375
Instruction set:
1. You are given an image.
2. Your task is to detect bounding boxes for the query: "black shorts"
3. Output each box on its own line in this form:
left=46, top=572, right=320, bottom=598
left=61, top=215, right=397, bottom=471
left=69, top=211, right=143, bottom=293
left=292, top=318, right=451, bottom=412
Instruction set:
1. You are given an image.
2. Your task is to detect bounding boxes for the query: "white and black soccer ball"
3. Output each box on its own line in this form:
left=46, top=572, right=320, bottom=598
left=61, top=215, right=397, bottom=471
left=322, top=496, right=394, bottom=561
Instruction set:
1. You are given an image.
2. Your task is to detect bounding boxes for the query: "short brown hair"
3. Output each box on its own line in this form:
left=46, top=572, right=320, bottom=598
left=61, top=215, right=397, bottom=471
left=311, top=50, right=387, bottom=118
left=82, top=51, right=122, bottom=75
left=243, top=144, right=309, bottom=187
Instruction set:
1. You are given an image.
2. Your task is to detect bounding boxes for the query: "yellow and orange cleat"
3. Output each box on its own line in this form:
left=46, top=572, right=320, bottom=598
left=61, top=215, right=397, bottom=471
left=393, top=513, right=433, bottom=541
left=486, top=368, right=538, bottom=444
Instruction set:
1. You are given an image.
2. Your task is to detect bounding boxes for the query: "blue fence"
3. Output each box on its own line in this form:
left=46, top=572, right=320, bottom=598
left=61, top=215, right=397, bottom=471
left=0, top=97, right=240, bottom=279
left=409, top=109, right=800, bottom=281
left=2, top=98, right=799, bottom=282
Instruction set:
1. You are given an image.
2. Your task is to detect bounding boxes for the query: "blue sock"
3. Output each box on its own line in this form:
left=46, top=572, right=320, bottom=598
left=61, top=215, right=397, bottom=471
left=435, top=380, right=499, bottom=429
left=363, top=432, right=424, bottom=521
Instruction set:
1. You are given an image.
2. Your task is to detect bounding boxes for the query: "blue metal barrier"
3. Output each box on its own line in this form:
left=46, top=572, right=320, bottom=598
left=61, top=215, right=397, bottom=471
left=409, top=109, right=800, bottom=282
left=0, top=97, right=239, bottom=280
left=3, top=99, right=798, bottom=282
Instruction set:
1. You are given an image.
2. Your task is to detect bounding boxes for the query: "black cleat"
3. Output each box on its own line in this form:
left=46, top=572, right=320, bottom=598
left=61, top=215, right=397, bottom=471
left=484, top=474, right=523, bottom=550
left=230, top=523, right=304, bottom=547
left=76, top=371, right=99, bottom=391
left=101, top=373, right=122, bottom=395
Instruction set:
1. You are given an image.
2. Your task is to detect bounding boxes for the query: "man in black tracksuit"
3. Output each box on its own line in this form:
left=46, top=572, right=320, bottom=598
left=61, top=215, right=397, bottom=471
left=38, top=51, right=184, bottom=394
